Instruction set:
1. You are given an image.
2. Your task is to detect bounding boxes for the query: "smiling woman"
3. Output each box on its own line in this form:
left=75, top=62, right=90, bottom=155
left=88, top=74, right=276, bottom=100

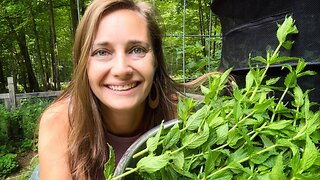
left=37, top=0, right=185, bottom=179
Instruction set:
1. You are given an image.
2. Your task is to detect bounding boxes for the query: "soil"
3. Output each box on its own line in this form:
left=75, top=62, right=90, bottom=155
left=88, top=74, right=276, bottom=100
left=16, top=151, right=37, bottom=170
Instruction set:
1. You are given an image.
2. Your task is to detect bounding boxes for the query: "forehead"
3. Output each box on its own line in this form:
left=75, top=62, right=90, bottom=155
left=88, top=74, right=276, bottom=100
left=93, top=9, right=150, bottom=44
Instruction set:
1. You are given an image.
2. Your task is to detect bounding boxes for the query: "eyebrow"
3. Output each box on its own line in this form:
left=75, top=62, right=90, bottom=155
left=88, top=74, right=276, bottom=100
left=92, top=40, right=151, bottom=49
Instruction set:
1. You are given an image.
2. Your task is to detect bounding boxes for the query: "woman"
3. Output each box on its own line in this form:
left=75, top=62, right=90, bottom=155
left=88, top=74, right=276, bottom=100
left=38, top=0, right=182, bottom=179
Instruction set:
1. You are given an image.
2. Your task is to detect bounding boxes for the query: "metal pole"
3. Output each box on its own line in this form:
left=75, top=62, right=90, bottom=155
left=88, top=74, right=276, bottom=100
left=207, top=0, right=213, bottom=72
left=182, top=0, right=186, bottom=85
left=77, top=0, right=80, bottom=22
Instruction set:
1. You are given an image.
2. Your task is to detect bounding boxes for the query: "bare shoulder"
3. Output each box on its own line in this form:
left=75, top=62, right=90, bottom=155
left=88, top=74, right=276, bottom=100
left=38, top=98, right=72, bottom=179
left=39, top=98, right=70, bottom=138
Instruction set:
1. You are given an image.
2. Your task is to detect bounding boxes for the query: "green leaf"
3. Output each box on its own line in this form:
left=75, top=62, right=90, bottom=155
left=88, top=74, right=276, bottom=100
left=269, top=56, right=300, bottom=65
left=170, top=164, right=198, bottom=179
left=260, top=135, right=274, bottom=148
left=252, top=56, right=267, bottom=63
left=137, top=154, right=170, bottom=173
left=267, top=120, right=292, bottom=130
left=205, top=150, right=221, bottom=175
left=300, top=135, right=319, bottom=172
left=104, top=144, right=115, bottom=179
left=163, top=123, right=181, bottom=150
left=234, top=101, right=243, bottom=122
left=284, top=71, right=297, bottom=88
left=282, top=40, right=294, bottom=50
left=297, top=70, right=317, bottom=78
left=293, top=86, right=304, bottom=107
left=276, top=16, right=299, bottom=44
left=219, top=68, right=233, bottom=87
left=245, top=69, right=254, bottom=91
left=216, top=123, right=229, bottom=145
left=269, top=154, right=286, bottom=180
left=266, top=77, right=281, bottom=86
left=227, top=128, right=242, bottom=148
left=185, top=105, right=207, bottom=131
left=251, top=150, right=275, bottom=164
left=207, top=114, right=224, bottom=128
left=233, top=87, right=242, bottom=101
left=201, top=85, right=210, bottom=95
left=277, top=139, right=299, bottom=156
left=146, top=121, right=163, bottom=153
left=295, top=59, right=307, bottom=74
left=172, top=150, right=184, bottom=170
left=291, top=152, right=301, bottom=175
left=178, top=97, right=195, bottom=121
left=306, top=112, right=320, bottom=135
left=182, top=122, right=209, bottom=149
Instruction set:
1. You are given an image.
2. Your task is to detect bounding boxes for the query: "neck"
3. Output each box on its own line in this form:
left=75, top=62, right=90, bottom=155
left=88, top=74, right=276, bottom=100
left=102, top=104, right=147, bottom=137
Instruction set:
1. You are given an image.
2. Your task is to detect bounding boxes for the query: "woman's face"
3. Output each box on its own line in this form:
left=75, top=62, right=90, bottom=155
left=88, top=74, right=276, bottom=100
left=87, top=9, right=156, bottom=113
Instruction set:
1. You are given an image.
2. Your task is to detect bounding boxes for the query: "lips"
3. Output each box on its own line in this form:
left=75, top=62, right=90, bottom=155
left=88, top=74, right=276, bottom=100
left=107, top=82, right=138, bottom=91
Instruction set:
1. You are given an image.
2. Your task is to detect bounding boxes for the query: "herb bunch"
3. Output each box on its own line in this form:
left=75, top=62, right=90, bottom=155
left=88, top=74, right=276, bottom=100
left=107, top=16, right=320, bottom=180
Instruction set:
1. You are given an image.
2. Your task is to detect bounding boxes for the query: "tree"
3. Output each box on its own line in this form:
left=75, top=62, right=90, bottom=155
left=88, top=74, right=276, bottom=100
left=3, top=9, right=40, bottom=92
left=48, top=0, right=60, bottom=90
left=69, top=0, right=79, bottom=38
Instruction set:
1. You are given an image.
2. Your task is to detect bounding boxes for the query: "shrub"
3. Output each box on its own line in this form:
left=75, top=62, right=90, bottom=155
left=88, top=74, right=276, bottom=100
left=0, top=153, right=19, bottom=178
left=0, top=105, right=10, bottom=145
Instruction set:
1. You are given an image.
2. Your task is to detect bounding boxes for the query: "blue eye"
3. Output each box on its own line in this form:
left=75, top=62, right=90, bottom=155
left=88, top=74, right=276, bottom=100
left=94, top=49, right=109, bottom=56
left=129, top=47, right=148, bottom=58
left=132, top=47, right=144, bottom=54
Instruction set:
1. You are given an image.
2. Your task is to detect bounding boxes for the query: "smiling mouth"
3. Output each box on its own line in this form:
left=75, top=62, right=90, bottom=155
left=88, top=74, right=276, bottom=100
left=107, top=83, right=138, bottom=91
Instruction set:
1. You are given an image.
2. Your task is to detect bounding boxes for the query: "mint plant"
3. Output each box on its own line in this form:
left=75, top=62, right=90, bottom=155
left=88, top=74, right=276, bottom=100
left=108, top=16, right=320, bottom=179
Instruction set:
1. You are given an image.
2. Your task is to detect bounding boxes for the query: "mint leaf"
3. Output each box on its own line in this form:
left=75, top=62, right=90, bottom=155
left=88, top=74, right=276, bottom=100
left=300, top=135, right=319, bottom=172
left=104, top=144, right=115, bottom=179
left=277, top=16, right=298, bottom=45
left=163, top=123, right=181, bottom=150
left=137, top=154, right=170, bottom=173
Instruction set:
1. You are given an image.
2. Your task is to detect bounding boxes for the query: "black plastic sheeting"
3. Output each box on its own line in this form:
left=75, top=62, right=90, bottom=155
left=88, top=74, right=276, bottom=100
left=211, top=0, right=320, bottom=104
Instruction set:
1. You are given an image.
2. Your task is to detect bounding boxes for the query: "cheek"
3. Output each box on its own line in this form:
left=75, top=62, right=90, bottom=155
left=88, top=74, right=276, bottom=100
left=86, top=59, right=106, bottom=86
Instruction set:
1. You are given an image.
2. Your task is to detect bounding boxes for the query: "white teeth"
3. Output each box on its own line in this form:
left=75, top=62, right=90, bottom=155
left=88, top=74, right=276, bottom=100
left=108, top=83, right=137, bottom=91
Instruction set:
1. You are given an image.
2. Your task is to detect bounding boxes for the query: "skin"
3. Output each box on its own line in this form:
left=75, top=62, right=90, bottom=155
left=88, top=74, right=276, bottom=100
left=38, top=9, right=155, bottom=179
left=38, top=99, right=72, bottom=179
left=88, top=9, right=156, bottom=136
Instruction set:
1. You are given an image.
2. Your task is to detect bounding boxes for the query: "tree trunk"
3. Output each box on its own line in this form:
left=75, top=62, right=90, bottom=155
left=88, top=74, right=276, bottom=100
left=29, top=4, right=48, bottom=91
left=69, top=0, right=79, bottom=38
left=43, top=41, right=52, bottom=90
left=48, top=0, right=60, bottom=90
left=17, top=32, right=40, bottom=92
left=0, top=58, right=6, bottom=93
left=4, top=16, right=40, bottom=92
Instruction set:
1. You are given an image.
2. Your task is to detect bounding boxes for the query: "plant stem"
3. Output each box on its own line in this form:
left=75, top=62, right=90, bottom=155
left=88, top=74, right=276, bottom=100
left=270, top=87, right=289, bottom=123
left=249, top=42, right=282, bottom=102
left=249, top=63, right=269, bottom=101
left=230, top=110, right=256, bottom=132
left=112, top=168, right=138, bottom=180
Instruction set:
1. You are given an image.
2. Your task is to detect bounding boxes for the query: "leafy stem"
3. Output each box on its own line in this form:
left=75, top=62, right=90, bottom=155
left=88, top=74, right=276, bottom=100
left=112, top=168, right=138, bottom=180
left=270, top=87, right=289, bottom=123
left=206, top=144, right=278, bottom=179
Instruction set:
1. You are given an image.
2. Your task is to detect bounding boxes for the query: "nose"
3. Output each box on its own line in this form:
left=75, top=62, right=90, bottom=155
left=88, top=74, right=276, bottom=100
left=110, top=53, right=133, bottom=79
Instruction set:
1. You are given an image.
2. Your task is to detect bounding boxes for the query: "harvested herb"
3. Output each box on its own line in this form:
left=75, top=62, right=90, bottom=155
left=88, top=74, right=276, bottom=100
left=108, top=16, right=320, bottom=180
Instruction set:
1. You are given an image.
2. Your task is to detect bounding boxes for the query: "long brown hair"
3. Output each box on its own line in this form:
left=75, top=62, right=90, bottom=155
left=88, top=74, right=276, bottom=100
left=54, top=0, right=181, bottom=178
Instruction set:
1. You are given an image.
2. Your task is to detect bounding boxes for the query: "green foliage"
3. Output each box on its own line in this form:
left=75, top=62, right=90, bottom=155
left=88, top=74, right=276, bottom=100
left=0, top=98, right=50, bottom=146
left=18, top=98, right=50, bottom=140
left=0, top=153, right=19, bottom=178
left=111, top=16, right=320, bottom=179
left=0, top=105, right=10, bottom=144
left=0, top=98, right=49, bottom=178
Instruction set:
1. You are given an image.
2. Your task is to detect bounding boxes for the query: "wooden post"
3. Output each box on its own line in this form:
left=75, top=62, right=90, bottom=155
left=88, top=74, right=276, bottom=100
left=7, top=77, right=16, bottom=111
